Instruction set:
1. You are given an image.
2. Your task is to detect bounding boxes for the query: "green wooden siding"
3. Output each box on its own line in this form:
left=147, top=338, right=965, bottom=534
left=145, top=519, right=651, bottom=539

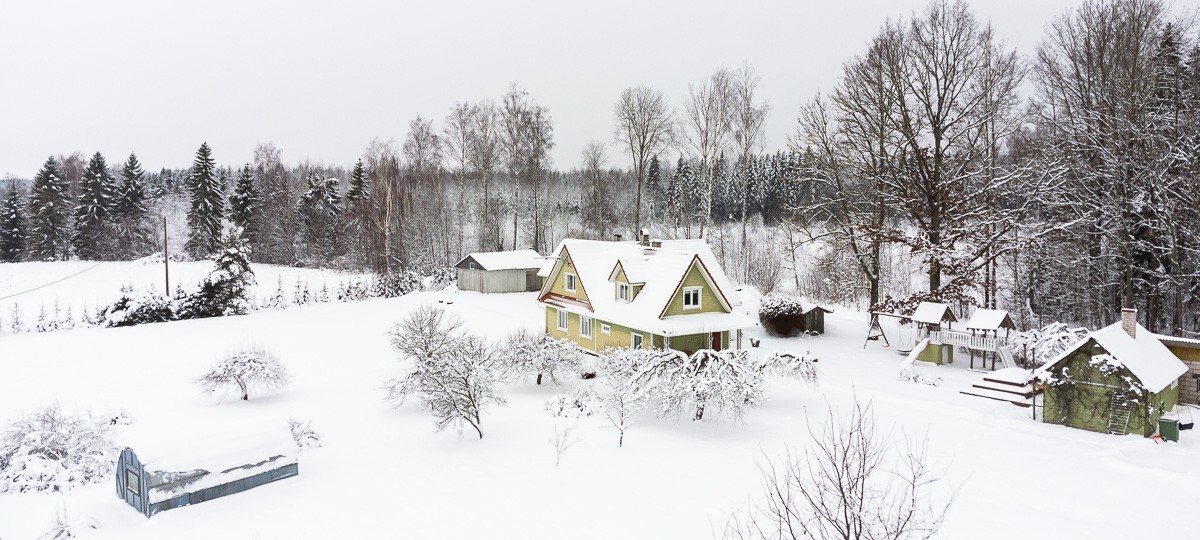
left=662, top=262, right=727, bottom=317
left=546, top=307, right=660, bottom=353
left=547, top=252, right=589, bottom=304
left=1041, top=342, right=1181, bottom=437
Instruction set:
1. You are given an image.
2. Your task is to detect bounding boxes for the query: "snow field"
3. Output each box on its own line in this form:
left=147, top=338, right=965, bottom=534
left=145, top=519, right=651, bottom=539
left=0, top=284, right=1196, bottom=539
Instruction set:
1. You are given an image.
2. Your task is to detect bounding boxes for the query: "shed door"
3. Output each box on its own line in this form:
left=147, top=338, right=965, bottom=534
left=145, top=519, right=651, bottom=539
left=119, top=449, right=145, bottom=512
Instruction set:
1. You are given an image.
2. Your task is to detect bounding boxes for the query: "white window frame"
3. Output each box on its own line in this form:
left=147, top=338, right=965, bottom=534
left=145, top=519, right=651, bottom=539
left=564, top=273, right=577, bottom=292
left=601, top=323, right=611, bottom=335
left=580, top=316, right=593, bottom=339
left=556, top=309, right=568, bottom=331
left=617, top=283, right=630, bottom=302
left=683, top=286, right=702, bottom=310
left=631, top=333, right=644, bottom=349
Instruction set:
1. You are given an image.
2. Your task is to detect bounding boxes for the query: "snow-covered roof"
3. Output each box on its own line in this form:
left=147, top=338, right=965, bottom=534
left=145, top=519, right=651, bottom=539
left=538, top=239, right=748, bottom=335
left=966, top=309, right=1015, bottom=331
left=122, top=421, right=297, bottom=503
left=455, top=249, right=544, bottom=271
left=1155, top=333, right=1200, bottom=350
left=911, top=302, right=956, bottom=325
left=1036, top=322, right=1189, bottom=393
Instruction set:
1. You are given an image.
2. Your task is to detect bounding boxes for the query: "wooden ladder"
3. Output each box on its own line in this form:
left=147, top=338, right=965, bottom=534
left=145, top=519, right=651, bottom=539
left=1107, top=393, right=1133, bottom=436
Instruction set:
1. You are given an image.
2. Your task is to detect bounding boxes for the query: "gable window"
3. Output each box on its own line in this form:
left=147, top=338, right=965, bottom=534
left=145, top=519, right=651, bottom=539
left=557, top=309, right=568, bottom=331
left=617, top=283, right=630, bottom=302
left=580, top=316, right=593, bottom=338
left=683, top=287, right=702, bottom=310
left=632, top=333, right=644, bottom=349
left=565, top=273, right=577, bottom=292
left=601, top=323, right=611, bottom=335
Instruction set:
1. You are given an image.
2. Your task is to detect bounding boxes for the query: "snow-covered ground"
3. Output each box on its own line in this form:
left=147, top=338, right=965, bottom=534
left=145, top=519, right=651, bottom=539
left=0, top=259, right=367, bottom=322
left=1, top=275, right=1197, bottom=539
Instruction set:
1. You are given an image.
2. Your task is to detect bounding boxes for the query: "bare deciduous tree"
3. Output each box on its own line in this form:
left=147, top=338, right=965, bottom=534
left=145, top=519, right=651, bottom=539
left=722, top=400, right=952, bottom=540
left=195, top=346, right=291, bottom=401
left=614, top=86, right=675, bottom=234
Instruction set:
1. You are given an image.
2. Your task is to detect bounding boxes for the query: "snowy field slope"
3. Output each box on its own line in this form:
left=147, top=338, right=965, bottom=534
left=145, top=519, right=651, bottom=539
left=0, top=259, right=367, bottom=318
left=1, top=283, right=1198, bottom=538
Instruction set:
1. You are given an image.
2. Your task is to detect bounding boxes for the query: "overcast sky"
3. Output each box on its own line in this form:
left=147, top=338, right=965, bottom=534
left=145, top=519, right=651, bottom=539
left=0, top=0, right=1085, bottom=179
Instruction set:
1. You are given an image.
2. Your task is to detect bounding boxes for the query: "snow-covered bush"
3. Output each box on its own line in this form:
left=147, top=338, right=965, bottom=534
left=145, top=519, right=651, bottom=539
left=503, top=329, right=585, bottom=385
left=195, top=346, right=291, bottom=401
left=372, top=270, right=422, bottom=298
left=0, top=405, right=117, bottom=494
left=898, top=366, right=942, bottom=386
left=427, top=266, right=456, bottom=291
left=288, top=418, right=322, bottom=451
left=658, top=349, right=767, bottom=421
left=545, top=387, right=603, bottom=418
left=103, top=286, right=175, bottom=327
left=1009, top=322, right=1089, bottom=368
left=37, top=509, right=99, bottom=540
left=758, top=294, right=812, bottom=337
left=767, top=351, right=820, bottom=385
left=175, top=227, right=256, bottom=319
left=385, top=305, right=507, bottom=439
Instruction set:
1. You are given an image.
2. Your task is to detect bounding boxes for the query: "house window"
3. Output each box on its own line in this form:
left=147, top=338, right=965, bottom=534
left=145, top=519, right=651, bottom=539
left=565, top=273, right=577, bottom=292
left=581, top=316, right=593, bottom=338
left=683, top=287, right=702, bottom=310
left=601, top=323, right=611, bottom=335
left=632, top=333, right=644, bottom=349
left=618, top=283, right=630, bottom=302
left=557, top=309, right=568, bottom=331
left=126, top=468, right=140, bottom=496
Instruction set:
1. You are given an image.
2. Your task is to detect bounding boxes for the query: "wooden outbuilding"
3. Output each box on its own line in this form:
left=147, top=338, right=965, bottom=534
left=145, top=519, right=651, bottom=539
left=454, top=250, right=544, bottom=293
left=116, top=423, right=298, bottom=517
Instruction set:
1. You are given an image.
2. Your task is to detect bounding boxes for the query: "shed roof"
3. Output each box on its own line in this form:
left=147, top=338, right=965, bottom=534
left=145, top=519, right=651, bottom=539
left=123, top=421, right=297, bottom=476
left=1036, top=322, right=1188, bottom=393
left=966, top=309, right=1015, bottom=331
left=911, top=302, right=956, bottom=325
left=455, top=250, right=543, bottom=271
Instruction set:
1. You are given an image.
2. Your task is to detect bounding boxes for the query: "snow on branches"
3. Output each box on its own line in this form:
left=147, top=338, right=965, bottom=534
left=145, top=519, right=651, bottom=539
left=1009, top=322, right=1089, bottom=369
left=0, top=404, right=117, bottom=494
left=384, top=305, right=508, bottom=439
left=195, top=346, right=291, bottom=401
left=503, top=329, right=585, bottom=385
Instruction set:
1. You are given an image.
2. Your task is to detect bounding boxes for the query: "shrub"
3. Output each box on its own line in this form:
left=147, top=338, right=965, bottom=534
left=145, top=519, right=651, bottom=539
left=0, top=405, right=117, bottom=494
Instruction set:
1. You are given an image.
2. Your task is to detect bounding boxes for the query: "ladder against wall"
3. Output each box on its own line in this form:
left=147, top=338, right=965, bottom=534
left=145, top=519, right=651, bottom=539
left=1107, top=393, right=1133, bottom=436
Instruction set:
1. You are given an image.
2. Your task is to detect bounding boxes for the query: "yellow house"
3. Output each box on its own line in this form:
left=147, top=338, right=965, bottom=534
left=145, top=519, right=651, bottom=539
left=536, top=238, right=755, bottom=355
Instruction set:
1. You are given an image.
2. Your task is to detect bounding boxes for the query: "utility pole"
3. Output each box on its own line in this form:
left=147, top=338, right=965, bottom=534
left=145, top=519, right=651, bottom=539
left=163, top=216, right=170, bottom=295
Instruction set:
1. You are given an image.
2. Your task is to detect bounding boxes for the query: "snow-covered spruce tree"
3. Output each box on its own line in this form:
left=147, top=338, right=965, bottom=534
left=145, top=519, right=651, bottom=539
left=26, top=157, right=71, bottom=261
left=503, top=329, right=584, bottom=385
left=263, top=276, right=289, bottom=309
left=296, top=173, right=342, bottom=263
left=0, top=404, right=118, bottom=494
left=0, top=180, right=27, bottom=262
left=112, top=153, right=154, bottom=259
left=71, top=152, right=118, bottom=260
left=103, top=285, right=175, bottom=327
left=228, top=165, right=259, bottom=243
left=9, top=303, right=23, bottom=333
left=184, top=142, right=225, bottom=259
left=176, top=227, right=256, bottom=319
left=195, top=346, right=291, bottom=401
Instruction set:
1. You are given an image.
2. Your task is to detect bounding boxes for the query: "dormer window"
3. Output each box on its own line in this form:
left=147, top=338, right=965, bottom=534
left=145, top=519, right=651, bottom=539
left=618, top=283, right=630, bottom=302
left=683, top=287, right=702, bottom=310
left=565, top=273, right=577, bottom=292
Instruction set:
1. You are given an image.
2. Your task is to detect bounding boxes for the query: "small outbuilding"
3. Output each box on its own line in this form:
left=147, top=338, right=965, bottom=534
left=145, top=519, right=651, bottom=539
left=758, top=295, right=834, bottom=337
left=1034, top=310, right=1188, bottom=437
left=454, top=249, right=544, bottom=293
left=116, top=423, right=298, bottom=517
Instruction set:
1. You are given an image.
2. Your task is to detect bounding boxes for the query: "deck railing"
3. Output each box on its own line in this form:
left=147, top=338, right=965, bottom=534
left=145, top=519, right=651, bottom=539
left=929, top=330, right=1005, bottom=352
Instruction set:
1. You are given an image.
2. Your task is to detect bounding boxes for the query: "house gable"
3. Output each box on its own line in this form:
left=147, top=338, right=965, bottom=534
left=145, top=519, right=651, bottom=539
left=660, top=257, right=732, bottom=318
left=538, top=247, right=592, bottom=310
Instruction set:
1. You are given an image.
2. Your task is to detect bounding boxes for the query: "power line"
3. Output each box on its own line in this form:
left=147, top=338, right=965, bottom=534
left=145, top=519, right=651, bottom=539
left=0, top=262, right=106, bottom=301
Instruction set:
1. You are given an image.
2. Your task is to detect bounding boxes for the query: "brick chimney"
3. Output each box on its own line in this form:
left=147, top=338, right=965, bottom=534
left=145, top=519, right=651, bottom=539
left=1121, top=308, right=1137, bottom=338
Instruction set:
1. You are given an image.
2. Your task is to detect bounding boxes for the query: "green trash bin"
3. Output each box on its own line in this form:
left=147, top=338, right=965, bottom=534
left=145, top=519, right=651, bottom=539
left=1159, top=416, right=1180, bottom=442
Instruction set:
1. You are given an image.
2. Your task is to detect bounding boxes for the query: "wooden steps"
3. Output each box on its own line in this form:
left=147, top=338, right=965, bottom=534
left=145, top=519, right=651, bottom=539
left=960, top=368, right=1035, bottom=408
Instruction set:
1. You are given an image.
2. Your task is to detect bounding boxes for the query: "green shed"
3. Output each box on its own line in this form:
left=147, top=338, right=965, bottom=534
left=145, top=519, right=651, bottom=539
left=1034, top=310, right=1188, bottom=437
